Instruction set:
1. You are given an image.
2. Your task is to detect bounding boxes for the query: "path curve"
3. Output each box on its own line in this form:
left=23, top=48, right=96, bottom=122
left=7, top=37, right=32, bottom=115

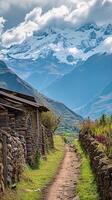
left=44, top=145, right=80, bottom=200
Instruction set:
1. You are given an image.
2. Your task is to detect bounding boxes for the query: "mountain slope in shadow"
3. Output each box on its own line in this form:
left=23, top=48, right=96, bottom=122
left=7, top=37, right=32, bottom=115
left=0, top=60, right=82, bottom=133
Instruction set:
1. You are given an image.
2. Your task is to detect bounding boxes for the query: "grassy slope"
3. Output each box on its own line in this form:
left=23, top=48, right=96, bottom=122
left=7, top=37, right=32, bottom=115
left=2, top=136, right=65, bottom=200
left=40, top=96, right=83, bottom=133
left=74, top=139, right=99, bottom=200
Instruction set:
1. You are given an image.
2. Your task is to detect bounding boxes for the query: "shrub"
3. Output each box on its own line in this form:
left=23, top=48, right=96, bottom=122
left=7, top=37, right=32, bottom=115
left=80, top=115, right=112, bottom=157
left=41, top=111, right=61, bottom=132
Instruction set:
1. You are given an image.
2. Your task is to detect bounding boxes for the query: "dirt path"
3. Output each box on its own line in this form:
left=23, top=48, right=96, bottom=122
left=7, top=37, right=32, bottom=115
left=44, top=145, right=80, bottom=200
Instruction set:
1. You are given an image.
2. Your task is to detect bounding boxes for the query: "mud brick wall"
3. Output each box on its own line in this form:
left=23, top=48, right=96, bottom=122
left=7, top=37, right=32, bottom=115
left=79, top=130, right=112, bottom=200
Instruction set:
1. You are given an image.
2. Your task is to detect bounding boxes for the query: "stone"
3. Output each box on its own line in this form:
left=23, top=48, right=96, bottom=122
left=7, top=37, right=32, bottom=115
left=79, top=131, right=112, bottom=200
left=8, top=164, right=13, bottom=172
left=0, top=143, right=2, bottom=150
left=7, top=176, right=12, bottom=185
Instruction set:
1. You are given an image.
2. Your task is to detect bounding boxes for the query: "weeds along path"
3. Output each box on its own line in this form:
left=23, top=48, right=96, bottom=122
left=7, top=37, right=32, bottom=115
left=44, top=145, right=80, bottom=200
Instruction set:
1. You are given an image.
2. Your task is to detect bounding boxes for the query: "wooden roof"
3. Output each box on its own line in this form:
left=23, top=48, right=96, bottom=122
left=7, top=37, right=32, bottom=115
left=0, top=88, right=49, bottom=112
left=0, top=102, right=23, bottom=112
left=0, top=104, right=5, bottom=110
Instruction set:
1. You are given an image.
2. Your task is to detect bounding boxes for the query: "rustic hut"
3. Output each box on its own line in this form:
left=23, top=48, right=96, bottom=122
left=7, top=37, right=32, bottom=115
left=0, top=87, right=53, bottom=192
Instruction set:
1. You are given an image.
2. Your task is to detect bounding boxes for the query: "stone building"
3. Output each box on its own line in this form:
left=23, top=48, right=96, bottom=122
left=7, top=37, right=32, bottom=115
left=0, top=88, right=54, bottom=193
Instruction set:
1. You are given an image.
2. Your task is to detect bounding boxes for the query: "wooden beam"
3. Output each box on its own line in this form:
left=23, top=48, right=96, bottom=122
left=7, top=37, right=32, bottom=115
left=2, top=134, right=8, bottom=187
left=0, top=90, right=40, bottom=108
left=0, top=102, right=23, bottom=112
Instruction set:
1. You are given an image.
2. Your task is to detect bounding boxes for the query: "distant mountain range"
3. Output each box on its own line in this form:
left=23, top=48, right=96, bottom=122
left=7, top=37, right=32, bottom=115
left=1, top=23, right=112, bottom=91
left=40, top=96, right=83, bottom=132
left=0, top=60, right=82, bottom=132
left=43, top=53, right=112, bottom=116
left=1, top=23, right=112, bottom=119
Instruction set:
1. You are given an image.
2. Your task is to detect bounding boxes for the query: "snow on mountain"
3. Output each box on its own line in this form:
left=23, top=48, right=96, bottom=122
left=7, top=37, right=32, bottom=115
left=0, top=23, right=112, bottom=108
left=1, top=23, right=112, bottom=65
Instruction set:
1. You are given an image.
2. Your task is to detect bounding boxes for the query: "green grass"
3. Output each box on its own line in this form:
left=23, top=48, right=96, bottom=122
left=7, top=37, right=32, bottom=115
left=74, top=139, right=99, bottom=200
left=3, top=136, right=65, bottom=200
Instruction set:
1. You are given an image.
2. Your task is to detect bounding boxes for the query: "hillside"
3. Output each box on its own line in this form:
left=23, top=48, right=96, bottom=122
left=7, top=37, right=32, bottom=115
left=0, top=60, right=82, bottom=132
left=40, top=96, right=83, bottom=133
left=43, top=53, right=112, bottom=111
left=80, top=81, right=112, bottom=119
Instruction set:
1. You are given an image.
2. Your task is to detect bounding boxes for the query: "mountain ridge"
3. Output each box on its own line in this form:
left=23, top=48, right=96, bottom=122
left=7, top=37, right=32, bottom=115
left=0, top=60, right=82, bottom=133
left=80, top=81, right=112, bottom=119
left=43, top=53, right=112, bottom=111
left=1, top=22, right=112, bottom=92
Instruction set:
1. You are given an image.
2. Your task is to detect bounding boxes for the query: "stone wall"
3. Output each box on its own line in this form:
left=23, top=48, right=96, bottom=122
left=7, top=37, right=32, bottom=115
left=0, top=105, right=54, bottom=194
left=79, top=129, right=112, bottom=200
left=0, top=128, right=25, bottom=194
left=0, top=137, right=4, bottom=194
left=38, top=124, right=54, bottom=157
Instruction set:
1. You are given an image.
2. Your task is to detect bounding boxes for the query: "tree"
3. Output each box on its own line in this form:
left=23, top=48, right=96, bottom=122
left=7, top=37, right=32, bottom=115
left=40, top=111, right=61, bottom=132
left=99, top=114, right=107, bottom=126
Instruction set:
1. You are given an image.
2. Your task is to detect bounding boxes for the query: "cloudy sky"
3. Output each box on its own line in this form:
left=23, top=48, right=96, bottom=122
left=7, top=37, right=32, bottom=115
left=0, top=0, right=112, bottom=64
left=0, top=0, right=112, bottom=52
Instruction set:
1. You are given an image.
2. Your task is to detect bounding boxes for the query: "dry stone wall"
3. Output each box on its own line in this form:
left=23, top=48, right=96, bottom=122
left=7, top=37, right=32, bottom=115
left=79, top=129, right=112, bottom=200
left=0, top=105, right=54, bottom=194
left=0, top=138, right=4, bottom=194
left=0, top=128, right=25, bottom=194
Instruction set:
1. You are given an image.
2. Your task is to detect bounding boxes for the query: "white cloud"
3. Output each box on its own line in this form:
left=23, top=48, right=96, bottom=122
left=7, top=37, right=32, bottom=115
left=1, top=0, right=112, bottom=48
left=0, top=0, right=39, bottom=13
left=0, top=17, right=5, bottom=34
left=0, top=0, right=77, bottom=14
left=103, top=36, right=112, bottom=53
left=86, top=0, right=112, bottom=25
left=68, top=47, right=82, bottom=57
left=0, top=53, right=4, bottom=60
left=49, top=43, right=83, bottom=64
left=1, top=6, right=69, bottom=47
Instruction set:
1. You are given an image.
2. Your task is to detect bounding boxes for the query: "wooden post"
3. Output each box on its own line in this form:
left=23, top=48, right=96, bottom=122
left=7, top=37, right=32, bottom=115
left=2, top=134, right=7, bottom=187
left=36, top=110, right=40, bottom=138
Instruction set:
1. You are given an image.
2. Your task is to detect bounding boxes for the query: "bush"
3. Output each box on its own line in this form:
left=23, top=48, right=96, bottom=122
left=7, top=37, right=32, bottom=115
left=80, top=115, right=112, bottom=157
left=41, top=111, right=61, bottom=132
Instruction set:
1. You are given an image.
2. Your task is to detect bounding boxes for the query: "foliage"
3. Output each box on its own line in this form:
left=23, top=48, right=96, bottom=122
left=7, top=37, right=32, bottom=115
left=62, top=132, right=77, bottom=144
left=80, top=115, right=112, bottom=156
left=2, top=136, right=65, bottom=200
left=43, top=97, right=82, bottom=133
left=41, top=111, right=61, bottom=132
left=74, top=139, right=99, bottom=200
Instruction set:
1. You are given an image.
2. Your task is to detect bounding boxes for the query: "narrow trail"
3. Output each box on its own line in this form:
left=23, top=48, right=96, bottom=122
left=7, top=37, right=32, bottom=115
left=44, top=145, right=80, bottom=200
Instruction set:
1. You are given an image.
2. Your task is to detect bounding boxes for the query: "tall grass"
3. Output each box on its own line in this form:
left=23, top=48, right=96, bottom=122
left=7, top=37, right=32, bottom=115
left=81, top=114, right=112, bottom=156
left=74, top=139, right=99, bottom=200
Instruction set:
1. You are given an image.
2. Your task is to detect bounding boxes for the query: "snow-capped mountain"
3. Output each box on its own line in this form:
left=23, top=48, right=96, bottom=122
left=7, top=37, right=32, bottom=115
left=2, top=23, right=112, bottom=62
left=1, top=23, right=112, bottom=92
left=0, top=22, right=112, bottom=119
